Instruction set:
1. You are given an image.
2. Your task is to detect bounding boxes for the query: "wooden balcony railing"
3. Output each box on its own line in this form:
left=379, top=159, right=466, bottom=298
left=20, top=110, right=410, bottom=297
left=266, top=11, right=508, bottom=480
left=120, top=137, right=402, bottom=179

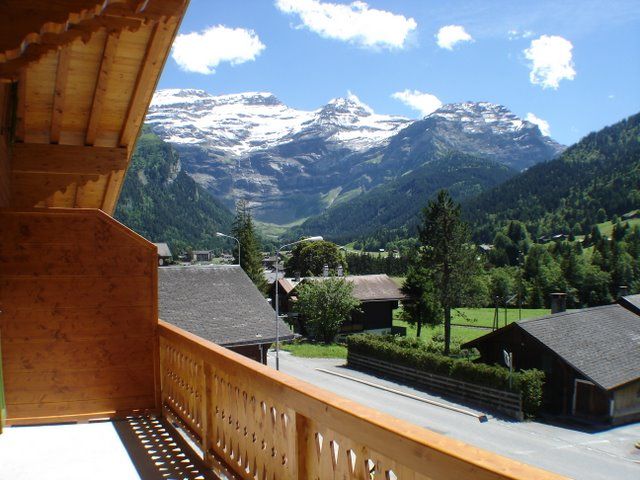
left=158, top=321, right=564, bottom=480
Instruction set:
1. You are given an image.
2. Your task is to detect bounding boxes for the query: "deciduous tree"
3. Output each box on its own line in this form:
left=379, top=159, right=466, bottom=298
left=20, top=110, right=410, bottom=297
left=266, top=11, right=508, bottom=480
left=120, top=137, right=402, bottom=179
left=294, top=278, right=360, bottom=343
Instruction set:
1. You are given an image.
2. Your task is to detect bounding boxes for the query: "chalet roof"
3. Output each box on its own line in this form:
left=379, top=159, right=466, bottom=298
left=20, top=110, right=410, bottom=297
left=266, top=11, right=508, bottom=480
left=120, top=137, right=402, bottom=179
left=618, top=294, right=640, bottom=315
left=288, top=274, right=407, bottom=302
left=464, top=303, right=640, bottom=391
left=346, top=274, right=407, bottom=302
left=153, top=242, right=172, bottom=258
left=192, top=250, right=212, bottom=255
left=158, top=265, right=295, bottom=347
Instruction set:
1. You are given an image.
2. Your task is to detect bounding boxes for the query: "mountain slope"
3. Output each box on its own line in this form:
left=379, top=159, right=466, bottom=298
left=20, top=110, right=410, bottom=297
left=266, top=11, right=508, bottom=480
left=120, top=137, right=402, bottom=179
left=146, top=91, right=564, bottom=225
left=464, top=112, right=640, bottom=241
left=293, top=152, right=517, bottom=245
left=114, top=128, right=234, bottom=253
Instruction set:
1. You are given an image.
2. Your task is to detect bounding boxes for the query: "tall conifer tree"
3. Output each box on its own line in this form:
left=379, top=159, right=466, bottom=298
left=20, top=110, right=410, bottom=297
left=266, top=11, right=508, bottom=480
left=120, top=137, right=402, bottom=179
left=419, top=190, right=479, bottom=355
left=231, top=200, right=268, bottom=293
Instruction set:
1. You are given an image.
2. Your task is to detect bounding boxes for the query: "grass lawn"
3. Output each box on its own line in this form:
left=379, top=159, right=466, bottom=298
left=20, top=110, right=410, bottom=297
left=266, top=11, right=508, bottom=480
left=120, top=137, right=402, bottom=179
left=280, top=342, right=347, bottom=359
left=595, top=216, right=640, bottom=237
left=393, top=307, right=553, bottom=344
left=451, top=307, right=549, bottom=328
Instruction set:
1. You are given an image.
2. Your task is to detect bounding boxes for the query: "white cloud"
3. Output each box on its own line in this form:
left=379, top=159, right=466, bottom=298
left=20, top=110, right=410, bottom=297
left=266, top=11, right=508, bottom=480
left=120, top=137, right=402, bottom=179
left=436, top=25, right=473, bottom=50
left=172, top=25, right=265, bottom=74
left=523, top=35, right=576, bottom=89
left=526, top=112, right=551, bottom=137
left=508, top=29, right=534, bottom=41
left=391, top=89, right=442, bottom=117
left=275, top=0, right=417, bottom=49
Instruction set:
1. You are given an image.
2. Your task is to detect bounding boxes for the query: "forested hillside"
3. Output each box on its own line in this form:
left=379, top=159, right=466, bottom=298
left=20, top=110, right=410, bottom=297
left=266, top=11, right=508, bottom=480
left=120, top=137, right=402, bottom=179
left=294, top=152, right=516, bottom=247
left=115, top=128, right=234, bottom=253
left=465, top=113, right=640, bottom=242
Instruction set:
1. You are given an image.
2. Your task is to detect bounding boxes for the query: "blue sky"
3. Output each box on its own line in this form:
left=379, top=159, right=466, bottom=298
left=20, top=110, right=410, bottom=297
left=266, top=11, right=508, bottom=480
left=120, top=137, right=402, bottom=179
left=157, top=0, right=640, bottom=145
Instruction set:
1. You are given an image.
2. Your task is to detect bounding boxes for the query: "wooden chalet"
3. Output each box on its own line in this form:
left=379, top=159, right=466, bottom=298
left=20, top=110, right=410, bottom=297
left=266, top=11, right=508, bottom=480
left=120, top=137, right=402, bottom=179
left=0, top=1, right=564, bottom=479
left=273, top=274, right=407, bottom=334
left=463, top=297, right=640, bottom=425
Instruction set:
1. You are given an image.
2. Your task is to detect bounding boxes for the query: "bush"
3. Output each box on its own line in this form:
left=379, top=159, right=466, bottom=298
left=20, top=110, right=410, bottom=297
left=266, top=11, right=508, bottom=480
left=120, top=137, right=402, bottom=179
left=346, top=334, right=544, bottom=417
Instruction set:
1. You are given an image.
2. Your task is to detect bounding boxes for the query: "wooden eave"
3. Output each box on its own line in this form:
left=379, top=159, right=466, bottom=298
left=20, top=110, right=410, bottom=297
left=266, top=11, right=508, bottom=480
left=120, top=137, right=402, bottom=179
left=0, top=0, right=189, bottom=214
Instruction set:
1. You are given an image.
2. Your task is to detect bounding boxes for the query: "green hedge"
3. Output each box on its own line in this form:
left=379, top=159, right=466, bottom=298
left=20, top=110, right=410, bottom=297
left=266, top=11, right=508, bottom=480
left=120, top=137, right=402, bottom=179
left=346, top=334, right=544, bottom=418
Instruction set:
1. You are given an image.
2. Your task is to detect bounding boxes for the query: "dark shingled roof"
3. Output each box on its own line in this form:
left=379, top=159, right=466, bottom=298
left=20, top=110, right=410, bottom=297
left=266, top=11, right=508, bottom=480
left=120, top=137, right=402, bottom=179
left=159, top=265, right=295, bottom=347
left=465, top=303, right=640, bottom=391
left=619, top=294, right=640, bottom=316
left=290, top=274, right=407, bottom=302
left=346, top=274, right=407, bottom=302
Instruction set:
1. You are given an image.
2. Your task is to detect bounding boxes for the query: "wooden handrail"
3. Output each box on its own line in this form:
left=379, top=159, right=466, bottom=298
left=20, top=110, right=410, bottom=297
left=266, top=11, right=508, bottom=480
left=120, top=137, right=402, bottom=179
left=158, top=320, right=566, bottom=480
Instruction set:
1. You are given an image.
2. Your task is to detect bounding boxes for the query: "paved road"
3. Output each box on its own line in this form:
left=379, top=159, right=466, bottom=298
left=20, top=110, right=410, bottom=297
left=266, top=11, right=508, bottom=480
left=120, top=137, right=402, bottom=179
left=268, top=351, right=640, bottom=479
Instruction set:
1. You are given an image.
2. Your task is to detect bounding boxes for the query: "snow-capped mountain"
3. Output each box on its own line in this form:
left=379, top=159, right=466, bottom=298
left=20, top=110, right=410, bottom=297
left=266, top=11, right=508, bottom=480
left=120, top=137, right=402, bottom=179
left=147, top=89, right=410, bottom=156
left=144, top=90, right=564, bottom=224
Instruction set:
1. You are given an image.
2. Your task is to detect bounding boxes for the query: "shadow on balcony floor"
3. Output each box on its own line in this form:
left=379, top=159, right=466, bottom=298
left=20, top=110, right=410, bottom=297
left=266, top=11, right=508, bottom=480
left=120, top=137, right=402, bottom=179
left=113, top=415, right=219, bottom=480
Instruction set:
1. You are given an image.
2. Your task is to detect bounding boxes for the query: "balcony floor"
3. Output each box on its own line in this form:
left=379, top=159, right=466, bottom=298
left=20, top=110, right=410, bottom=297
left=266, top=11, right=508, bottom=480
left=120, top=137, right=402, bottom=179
left=0, top=416, right=219, bottom=480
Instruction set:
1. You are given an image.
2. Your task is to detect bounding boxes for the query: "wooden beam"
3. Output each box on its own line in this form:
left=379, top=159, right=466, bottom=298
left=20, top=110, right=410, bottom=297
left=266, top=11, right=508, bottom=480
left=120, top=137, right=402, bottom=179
left=118, top=17, right=178, bottom=148
left=11, top=143, right=128, bottom=175
left=50, top=47, right=72, bottom=144
left=86, top=31, right=120, bottom=145
left=101, top=169, right=125, bottom=214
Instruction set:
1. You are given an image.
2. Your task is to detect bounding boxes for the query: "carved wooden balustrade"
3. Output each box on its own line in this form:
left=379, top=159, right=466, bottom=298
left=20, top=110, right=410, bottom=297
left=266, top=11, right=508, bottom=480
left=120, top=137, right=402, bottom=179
left=158, top=321, right=564, bottom=480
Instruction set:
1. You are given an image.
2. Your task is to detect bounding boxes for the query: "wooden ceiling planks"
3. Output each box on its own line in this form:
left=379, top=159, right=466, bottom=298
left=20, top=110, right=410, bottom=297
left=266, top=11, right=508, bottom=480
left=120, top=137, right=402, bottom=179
left=2, top=0, right=190, bottom=213
left=85, top=31, right=120, bottom=145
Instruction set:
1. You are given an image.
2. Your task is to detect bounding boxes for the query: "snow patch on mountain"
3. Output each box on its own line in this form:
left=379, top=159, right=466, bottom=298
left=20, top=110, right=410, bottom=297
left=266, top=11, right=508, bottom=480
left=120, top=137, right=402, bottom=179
left=147, top=89, right=410, bottom=156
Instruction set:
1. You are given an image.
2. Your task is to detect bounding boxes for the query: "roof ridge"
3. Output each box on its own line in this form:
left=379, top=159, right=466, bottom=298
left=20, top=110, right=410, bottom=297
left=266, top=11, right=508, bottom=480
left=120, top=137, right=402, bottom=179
left=518, top=303, right=617, bottom=325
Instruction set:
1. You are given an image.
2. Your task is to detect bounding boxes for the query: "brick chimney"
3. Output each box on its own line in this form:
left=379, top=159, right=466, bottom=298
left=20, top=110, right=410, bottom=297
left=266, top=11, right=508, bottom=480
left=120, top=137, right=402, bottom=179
left=550, top=293, right=567, bottom=314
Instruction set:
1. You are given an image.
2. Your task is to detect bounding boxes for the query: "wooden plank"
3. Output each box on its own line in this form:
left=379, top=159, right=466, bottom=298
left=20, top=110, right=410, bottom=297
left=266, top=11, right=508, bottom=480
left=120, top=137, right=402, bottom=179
left=0, top=243, right=153, bottom=277
left=0, top=306, right=155, bottom=340
left=6, top=395, right=157, bottom=423
left=12, top=142, right=128, bottom=174
left=23, top=49, right=57, bottom=143
left=0, top=275, right=153, bottom=310
left=6, top=367, right=155, bottom=405
left=119, top=19, right=176, bottom=148
left=86, top=31, right=120, bottom=145
left=49, top=46, right=72, bottom=143
left=0, top=209, right=155, bottom=249
left=15, top=68, right=26, bottom=142
left=2, top=338, right=154, bottom=373
left=101, top=168, right=125, bottom=214
left=10, top=171, right=111, bottom=209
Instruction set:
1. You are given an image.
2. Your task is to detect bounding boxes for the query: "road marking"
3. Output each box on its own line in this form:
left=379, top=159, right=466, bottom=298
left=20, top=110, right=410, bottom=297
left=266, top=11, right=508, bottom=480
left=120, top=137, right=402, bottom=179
left=315, top=368, right=488, bottom=422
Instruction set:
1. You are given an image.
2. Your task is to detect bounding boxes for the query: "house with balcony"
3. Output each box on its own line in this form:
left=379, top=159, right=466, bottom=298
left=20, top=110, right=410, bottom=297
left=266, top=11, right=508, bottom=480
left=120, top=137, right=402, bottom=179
left=0, top=1, right=563, bottom=479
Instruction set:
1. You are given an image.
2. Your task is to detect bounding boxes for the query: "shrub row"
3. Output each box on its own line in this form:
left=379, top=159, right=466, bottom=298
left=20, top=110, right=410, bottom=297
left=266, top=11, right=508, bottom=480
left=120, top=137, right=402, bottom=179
left=346, top=334, right=544, bottom=417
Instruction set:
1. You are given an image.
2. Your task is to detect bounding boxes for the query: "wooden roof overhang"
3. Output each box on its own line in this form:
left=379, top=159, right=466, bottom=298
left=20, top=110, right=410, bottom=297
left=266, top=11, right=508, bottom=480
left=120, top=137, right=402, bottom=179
left=0, top=0, right=189, bottom=213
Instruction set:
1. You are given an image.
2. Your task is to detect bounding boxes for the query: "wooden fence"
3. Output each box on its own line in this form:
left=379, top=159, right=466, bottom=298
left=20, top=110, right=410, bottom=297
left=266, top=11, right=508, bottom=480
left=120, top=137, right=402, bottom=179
left=158, top=321, right=564, bottom=480
left=347, top=352, right=523, bottom=420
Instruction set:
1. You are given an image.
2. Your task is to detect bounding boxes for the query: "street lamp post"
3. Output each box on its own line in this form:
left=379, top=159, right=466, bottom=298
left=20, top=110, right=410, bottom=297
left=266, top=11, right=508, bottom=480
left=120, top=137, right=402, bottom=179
left=275, top=236, right=323, bottom=370
left=216, top=232, right=240, bottom=266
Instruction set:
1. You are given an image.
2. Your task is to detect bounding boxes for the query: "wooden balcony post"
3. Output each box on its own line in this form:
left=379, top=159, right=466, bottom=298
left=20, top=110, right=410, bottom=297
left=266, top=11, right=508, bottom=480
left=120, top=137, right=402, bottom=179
left=295, top=413, right=312, bottom=479
left=201, top=361, right=214, bottom=467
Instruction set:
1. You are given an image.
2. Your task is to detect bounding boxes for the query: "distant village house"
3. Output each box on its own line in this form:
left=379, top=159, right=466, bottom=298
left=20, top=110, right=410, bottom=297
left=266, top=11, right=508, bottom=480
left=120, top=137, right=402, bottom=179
left=192, top=250, right=213, bottom=262
left=152, top=242, right=173, bottom=266
left=271, top=274, right=407, bottom=335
